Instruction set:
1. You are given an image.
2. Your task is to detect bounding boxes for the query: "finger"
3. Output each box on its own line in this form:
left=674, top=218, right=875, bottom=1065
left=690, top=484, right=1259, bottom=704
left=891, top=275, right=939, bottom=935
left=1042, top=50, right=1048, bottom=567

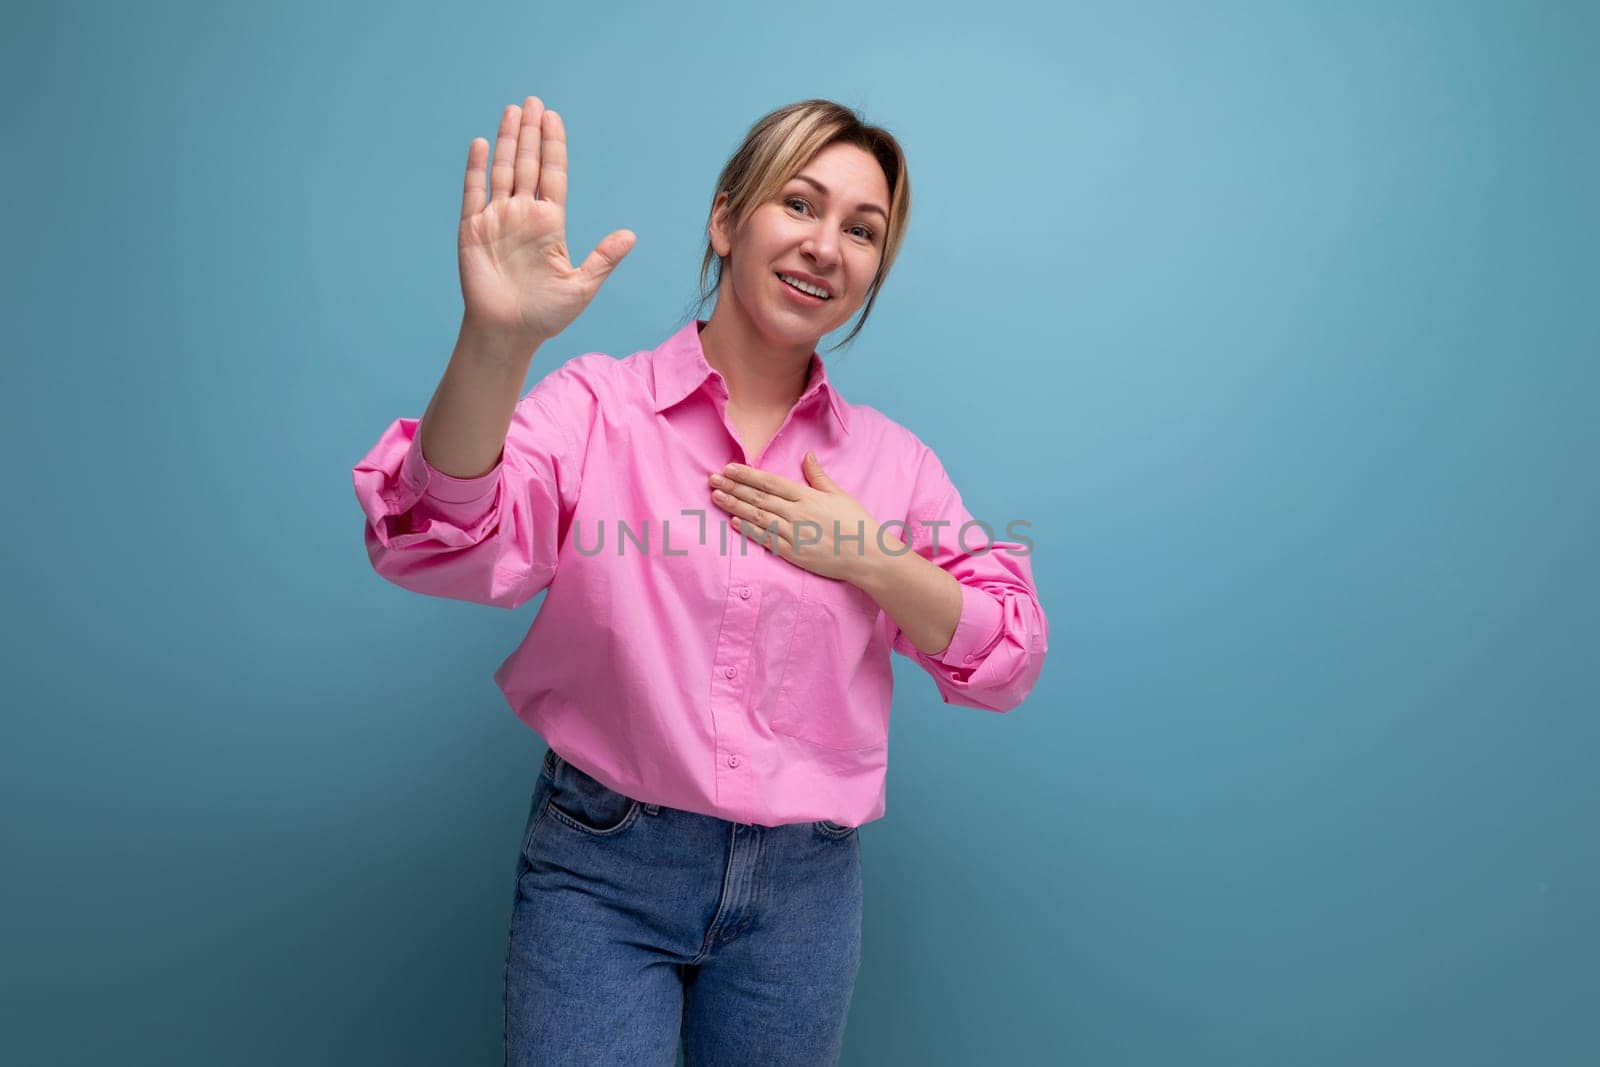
left=711, top=488, right=755, bottom=523
left=712, top=479, right=794, bottom=520
left=803, top=452, right=838, bottom=490
left=537, top=109, right=568, bottom=208
left=732, top=515, right=792, bottom=557
left=461, top=137, right=488, bottom=220
left=576, top=229, right=636, bottom=284
left=489, top=104, right=520, bottom=203
left=719, top=494, right=805, bottom=558
left=721, top=463, right=803, bottom=502
left=512, top=95, right=545, bottom=198
left=712, top=488, right=771, bottom=529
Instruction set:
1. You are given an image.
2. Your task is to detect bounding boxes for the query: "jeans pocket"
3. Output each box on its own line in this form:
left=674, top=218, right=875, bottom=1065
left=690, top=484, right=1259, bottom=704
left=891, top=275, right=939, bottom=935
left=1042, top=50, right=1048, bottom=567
left=814, top=818, right=856, bottom=839
left=539, top=748, right=641, bottom=837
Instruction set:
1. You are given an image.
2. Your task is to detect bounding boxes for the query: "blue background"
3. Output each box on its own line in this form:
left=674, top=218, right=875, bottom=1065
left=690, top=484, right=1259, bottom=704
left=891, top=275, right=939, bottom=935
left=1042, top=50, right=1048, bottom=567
left=4, top=0, right=1595, bottom=1063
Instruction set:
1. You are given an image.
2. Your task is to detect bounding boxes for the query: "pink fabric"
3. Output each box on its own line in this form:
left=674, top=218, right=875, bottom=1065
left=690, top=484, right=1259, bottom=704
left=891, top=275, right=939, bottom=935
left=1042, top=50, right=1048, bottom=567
left=352, top=318, right=1048, bottom=827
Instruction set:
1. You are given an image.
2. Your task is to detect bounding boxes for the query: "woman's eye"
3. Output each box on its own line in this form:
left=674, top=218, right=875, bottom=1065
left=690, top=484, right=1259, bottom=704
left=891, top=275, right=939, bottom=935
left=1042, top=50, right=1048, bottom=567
left=787, top=197, right=874, bottom=241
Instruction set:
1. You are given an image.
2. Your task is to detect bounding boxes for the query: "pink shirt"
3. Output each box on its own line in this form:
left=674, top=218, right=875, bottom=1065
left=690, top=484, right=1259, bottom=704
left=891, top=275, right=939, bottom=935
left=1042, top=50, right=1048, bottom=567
left=352, top=318, right=1048, bottom=828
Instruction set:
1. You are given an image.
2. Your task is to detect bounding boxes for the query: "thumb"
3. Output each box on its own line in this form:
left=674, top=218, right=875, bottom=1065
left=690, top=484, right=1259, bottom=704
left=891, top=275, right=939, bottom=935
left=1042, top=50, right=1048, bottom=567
left=803, top=450, right=835, bottom=490
left=577, top=229, right=636, bottom=286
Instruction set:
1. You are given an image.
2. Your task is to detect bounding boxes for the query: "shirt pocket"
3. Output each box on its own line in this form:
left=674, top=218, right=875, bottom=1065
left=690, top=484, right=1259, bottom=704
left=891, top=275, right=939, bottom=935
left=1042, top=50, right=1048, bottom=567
left=770, top=571, right=893, bottom=751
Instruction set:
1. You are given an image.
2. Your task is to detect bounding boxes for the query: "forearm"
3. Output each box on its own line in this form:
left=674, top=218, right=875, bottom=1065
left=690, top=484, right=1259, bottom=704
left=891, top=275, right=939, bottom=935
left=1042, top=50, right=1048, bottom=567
left=850, top=530, right=964, bottom=657
left=417, top=316, right=543, bottom=479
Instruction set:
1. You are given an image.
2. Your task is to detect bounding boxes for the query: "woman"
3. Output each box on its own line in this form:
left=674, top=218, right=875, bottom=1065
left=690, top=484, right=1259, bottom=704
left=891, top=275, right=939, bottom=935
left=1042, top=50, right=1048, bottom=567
left=352, top=95, right=1048, bottom=1065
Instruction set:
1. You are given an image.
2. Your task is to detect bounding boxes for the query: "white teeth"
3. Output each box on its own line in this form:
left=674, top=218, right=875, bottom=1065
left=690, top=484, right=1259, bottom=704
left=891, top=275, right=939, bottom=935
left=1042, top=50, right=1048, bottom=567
left=779, top=273, right=830, bottom=299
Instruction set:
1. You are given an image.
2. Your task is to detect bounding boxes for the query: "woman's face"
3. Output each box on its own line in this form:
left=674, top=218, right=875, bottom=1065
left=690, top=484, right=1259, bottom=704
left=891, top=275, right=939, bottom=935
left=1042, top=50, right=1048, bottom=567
left=710, top=141, right=890, bottom=347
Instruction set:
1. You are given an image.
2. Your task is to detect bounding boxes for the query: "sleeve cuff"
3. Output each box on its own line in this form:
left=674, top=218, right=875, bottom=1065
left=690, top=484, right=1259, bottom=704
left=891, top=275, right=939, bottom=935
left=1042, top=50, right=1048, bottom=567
left=399, top=429, right=503, bottom=521
left=931, top=583, right=1005, bottom=667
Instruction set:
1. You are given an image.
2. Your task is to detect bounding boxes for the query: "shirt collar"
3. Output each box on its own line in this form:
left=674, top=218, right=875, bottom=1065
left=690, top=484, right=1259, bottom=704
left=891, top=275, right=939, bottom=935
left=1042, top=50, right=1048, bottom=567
left=649, top=319, right=851, bottom=437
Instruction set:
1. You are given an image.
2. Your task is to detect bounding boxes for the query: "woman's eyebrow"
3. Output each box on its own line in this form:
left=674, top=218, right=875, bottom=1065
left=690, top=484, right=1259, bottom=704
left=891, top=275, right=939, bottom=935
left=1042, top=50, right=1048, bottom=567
left=791, top=173, right=888, bottom=221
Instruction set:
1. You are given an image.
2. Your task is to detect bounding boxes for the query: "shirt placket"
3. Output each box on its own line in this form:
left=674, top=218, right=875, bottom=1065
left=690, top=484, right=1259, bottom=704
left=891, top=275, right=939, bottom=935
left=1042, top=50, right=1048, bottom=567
left=704, top=378, right=823, bottom=825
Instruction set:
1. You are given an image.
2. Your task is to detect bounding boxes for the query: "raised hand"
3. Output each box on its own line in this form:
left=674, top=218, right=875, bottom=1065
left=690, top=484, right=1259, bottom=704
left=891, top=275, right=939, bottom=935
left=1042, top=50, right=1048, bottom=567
left=457, top=96, right=636, bottom=348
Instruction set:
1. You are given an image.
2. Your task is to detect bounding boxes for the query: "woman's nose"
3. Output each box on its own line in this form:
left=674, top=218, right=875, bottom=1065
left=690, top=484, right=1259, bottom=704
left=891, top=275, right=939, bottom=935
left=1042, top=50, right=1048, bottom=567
left=802, top=231, right=840, bottom=267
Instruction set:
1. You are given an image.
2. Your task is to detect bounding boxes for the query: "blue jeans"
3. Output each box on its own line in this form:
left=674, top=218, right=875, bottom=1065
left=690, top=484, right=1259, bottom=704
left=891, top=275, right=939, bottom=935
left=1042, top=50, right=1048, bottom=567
left=503, top=746, right=864, bottom=1065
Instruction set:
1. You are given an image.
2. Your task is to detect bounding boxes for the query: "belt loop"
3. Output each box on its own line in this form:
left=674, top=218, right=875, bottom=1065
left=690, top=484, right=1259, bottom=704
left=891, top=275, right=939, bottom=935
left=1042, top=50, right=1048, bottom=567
left=644, top=803, right=660, bottom=815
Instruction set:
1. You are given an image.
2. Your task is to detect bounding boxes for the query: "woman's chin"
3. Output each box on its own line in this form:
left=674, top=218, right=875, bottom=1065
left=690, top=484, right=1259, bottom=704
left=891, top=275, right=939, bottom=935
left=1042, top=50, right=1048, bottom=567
left=727, top=284, right=842, bottom=344
left=772, top=294, right=851, bottom=334
left=749, top=306, right=827, bottom=344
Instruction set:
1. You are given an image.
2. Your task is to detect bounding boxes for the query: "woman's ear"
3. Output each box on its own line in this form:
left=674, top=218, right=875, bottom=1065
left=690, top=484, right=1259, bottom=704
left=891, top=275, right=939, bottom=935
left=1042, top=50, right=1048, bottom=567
left=708, top=192, right=732, bottom=258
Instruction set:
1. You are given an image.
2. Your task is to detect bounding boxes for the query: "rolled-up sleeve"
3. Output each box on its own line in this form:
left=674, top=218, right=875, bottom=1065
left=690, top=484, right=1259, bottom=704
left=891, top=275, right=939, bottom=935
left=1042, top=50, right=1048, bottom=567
left=889, top=444, right=1049, bottom=712
left=350, top=359, right=593, bottom=610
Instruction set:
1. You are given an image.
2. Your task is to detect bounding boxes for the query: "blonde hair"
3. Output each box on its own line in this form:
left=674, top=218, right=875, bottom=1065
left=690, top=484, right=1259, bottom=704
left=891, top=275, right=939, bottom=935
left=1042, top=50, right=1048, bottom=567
left=691, top=98, right=912, bottom=351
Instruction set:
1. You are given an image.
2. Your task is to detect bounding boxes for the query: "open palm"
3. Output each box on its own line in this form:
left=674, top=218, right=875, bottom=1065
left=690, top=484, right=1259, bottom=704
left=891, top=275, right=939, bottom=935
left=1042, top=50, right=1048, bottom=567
left=457, top=96, right=635, bottom=347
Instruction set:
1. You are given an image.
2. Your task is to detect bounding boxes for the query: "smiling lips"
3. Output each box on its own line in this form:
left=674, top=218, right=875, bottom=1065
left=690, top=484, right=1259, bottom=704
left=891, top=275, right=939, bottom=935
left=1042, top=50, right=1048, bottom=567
left=776, top=272, right=832, bottom=304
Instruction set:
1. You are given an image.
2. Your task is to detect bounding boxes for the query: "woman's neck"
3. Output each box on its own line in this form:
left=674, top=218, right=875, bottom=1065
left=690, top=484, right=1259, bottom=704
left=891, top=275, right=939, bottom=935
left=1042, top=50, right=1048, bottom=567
left=697, top=303, right=816, bottom=417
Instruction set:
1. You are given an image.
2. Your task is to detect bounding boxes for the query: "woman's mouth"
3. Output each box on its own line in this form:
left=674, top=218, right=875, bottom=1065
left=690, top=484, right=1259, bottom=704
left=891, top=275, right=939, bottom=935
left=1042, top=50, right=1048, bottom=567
left=775, top=272, right=831, bottom=306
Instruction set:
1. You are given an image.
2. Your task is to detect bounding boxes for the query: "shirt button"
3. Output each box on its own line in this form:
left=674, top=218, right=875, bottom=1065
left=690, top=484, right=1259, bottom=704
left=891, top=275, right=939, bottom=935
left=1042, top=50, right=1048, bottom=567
left=724, top=666, right=737, bottom=678
left=964, top=654, right=975, bottom=663
left=727, top=754, right=740, bottom=768
left=739, top=587, right=751, bottom=599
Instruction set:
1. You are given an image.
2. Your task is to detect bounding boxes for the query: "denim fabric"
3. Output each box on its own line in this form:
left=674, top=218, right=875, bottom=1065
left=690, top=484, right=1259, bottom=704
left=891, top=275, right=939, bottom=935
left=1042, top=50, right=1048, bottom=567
left=503, top=746, right=863, bottom=1065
